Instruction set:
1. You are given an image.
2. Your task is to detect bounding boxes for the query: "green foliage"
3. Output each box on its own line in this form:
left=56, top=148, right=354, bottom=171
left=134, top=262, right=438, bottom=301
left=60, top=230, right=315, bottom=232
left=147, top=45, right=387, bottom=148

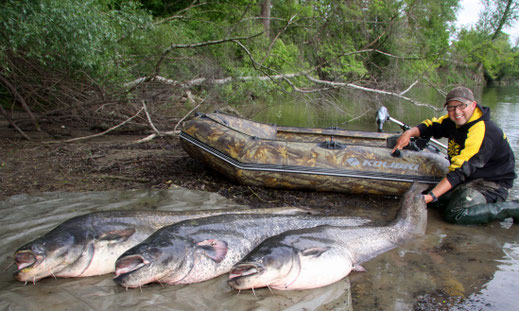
left=263, top=40, right=299, bottom=72
left=1, top=0, right=519, bottom=118
left=453, top=28, right=519, bottom=81
left=0, top=0, right=152, bottom=81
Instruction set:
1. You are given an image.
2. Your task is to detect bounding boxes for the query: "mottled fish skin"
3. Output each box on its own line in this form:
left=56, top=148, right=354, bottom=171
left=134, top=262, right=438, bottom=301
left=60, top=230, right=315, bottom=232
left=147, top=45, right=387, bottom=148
left=113, top=214, right=371, bottom=288
left=13, top=206, right=310, bottom=283
left=227, top=183, right=428, bottom=290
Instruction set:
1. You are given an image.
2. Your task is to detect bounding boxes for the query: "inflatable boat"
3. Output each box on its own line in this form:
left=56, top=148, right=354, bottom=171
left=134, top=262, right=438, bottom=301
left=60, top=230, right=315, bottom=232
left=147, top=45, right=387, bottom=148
left=180, top=112, right=449, bottom=195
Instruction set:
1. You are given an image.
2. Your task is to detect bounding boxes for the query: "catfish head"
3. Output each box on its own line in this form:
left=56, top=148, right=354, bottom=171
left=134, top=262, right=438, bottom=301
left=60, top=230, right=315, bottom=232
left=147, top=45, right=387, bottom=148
left=228, top=235, right=352, bottom=291
left=14, top=225, right=88, bottom=283
left=113, top=231, right=228, bottom=288
left=228, top=243, right=301, bottom=291
left=14, top=218, right=137, bottom=283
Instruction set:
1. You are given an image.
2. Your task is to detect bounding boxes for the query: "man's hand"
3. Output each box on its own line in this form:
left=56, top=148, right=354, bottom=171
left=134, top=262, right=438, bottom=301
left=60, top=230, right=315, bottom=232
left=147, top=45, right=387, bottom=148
left=391, top=130, right=412, bottom=153
left=423, top=194, right=434, bottom=204
left=391, top=126, right=421, bottom=153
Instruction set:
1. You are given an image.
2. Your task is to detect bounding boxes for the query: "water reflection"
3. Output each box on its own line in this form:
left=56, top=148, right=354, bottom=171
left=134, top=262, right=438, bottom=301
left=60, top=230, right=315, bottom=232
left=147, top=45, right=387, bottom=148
left=452, top=243, right=519, bottom=311
left=482, top=86, right=519, bottom=199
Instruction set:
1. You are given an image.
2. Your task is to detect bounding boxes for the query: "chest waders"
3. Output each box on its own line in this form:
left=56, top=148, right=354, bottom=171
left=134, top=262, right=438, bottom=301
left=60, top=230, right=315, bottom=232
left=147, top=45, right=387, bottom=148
left=439, top=184, right=519, bottom=225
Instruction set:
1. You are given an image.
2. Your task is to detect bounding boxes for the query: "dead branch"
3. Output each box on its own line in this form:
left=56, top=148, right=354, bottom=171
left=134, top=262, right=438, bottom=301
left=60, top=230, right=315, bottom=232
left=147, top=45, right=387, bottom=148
left=0, top=74, right=40, bottom=131
left=174, top=91, right=202, bottom=132
left=142, top=100, right=161, bottom=135
left=166, top=33, right=265, bottom=51
left=0, top=103, right=31, bottom=140
left=400, top=80, right=419, bottom=96
left=305, top=75, right=441, bottom=111
left=126, top=71, right=440, bottom=111
left=92, top=174, right=149, bottom=183
left=134, top=91, right=204, bottom=144
left=341, top=109, right=372, bottom=124
left=153, top=32, right=264, bottom=77
left=49, top=107, right=145, bottom=143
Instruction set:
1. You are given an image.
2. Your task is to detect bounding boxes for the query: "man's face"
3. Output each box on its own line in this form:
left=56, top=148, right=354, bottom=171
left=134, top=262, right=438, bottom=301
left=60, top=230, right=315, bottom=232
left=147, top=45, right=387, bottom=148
left=446, top=100, right=476, bottom=126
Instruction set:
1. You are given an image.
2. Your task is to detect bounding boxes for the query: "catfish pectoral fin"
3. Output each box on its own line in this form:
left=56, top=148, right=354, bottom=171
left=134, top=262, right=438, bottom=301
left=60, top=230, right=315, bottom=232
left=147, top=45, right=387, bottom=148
left=98, top=228, right=136, bottom=242
left=197, top=239, right=228, bottom=262
left=301, top=247, right=330, bottom=257
left=352, top=264, right=366, bottom=272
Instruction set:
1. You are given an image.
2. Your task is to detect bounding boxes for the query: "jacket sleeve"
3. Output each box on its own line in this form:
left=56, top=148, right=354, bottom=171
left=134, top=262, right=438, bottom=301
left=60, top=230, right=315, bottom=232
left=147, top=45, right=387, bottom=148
left=445, top=121, right=491, bottom=188
left=416, top=115, right=451, bottom=139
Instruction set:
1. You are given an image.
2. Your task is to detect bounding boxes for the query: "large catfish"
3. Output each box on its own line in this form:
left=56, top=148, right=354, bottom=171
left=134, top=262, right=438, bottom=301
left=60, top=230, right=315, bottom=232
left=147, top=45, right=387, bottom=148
left=13, top=206, right=311, bottom=283
left=228, top=183, right=428, bottom=290
left=113, top=214, right=371, bottom=288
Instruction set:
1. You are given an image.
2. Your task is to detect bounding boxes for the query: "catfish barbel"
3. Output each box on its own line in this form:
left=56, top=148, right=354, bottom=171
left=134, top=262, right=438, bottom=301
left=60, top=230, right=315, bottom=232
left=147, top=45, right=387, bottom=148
left=13, top=206, right=311, bottom=283
left=228, top=183, right=428, bottom=290
left=113, top=213, right=371, bottom=288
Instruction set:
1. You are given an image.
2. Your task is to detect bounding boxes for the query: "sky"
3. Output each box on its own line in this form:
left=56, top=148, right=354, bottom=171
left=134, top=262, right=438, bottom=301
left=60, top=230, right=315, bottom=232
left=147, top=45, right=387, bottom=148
left=456, top=0, right=519, bottom=44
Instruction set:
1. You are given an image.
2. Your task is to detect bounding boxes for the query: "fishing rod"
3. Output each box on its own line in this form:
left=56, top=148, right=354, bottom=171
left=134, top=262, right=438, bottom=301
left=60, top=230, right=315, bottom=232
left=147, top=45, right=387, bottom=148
left=376, top=106, right=448, bottom=150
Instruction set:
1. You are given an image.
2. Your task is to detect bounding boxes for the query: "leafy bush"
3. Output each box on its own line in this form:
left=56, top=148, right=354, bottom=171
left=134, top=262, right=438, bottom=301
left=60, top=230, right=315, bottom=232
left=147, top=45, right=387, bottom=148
left=0, top=0, right=152, bottom=81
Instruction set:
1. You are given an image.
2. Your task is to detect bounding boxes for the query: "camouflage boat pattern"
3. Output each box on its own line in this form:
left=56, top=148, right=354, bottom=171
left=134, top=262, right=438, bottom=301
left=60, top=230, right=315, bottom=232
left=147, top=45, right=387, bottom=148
left=180, top=112, right=449, bottom=195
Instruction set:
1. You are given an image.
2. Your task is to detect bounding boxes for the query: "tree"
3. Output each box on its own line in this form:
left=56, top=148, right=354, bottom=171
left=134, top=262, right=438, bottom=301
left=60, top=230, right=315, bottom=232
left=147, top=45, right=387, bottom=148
left=472, top=0, right=519, bottom=80
left=478, top=0, right=519, bottom=40
left=260, top=0, right=271, bottom=37
left=1, top=0, right=517, bottom=141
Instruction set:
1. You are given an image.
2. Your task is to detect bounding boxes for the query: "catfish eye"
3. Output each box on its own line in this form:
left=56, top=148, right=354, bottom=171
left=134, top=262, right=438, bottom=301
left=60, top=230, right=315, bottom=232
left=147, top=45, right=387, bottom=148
left=262, top=254, right=275, bottom=266
left=147, top=247, right=162, bottom=258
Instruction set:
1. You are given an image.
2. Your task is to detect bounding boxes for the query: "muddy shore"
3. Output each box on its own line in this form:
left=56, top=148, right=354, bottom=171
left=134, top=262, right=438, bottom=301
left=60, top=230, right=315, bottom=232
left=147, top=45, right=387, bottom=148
left=0, top=123, right=396, bottom=215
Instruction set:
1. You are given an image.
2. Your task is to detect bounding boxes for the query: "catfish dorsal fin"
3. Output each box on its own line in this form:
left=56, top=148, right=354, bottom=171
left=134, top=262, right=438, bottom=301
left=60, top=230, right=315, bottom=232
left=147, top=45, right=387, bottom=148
left=98, top=228, right=136, bottom=242
left=196, top=239, right=228, bottom=262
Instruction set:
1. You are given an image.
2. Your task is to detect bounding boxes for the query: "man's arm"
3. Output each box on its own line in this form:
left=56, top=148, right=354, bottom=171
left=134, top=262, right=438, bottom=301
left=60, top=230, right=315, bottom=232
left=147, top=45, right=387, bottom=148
left=392, top=126, right=452, bottom=203
left=424, top=177, right=452, bottom=204
left=391, top=126, right=421, bottom=153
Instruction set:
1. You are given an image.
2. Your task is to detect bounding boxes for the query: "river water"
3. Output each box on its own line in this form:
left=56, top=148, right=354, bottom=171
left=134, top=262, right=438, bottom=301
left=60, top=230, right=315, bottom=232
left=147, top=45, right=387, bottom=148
left=251, top=85, right=519, bottom=310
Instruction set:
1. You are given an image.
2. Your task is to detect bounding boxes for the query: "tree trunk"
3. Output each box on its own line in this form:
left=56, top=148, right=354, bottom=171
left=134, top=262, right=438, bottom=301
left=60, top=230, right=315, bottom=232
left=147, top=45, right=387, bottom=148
left=491, top=0, right=514, bottom=40
left=260, top=0, right=271, bottom=38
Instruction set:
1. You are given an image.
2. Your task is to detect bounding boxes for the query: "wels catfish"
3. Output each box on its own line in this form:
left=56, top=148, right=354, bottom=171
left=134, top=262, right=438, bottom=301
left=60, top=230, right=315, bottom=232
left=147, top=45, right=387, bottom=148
left=113, top=214, right=371, bottom=288
left=13, top=206, right=310, bottom=283
left=228, top=183, right=428, bottom=290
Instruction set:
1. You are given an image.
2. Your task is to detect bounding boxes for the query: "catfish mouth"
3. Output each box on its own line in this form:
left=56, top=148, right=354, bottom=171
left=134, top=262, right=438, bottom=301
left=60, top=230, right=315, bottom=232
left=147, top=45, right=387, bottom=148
left=14, top=250, right=43, bottom=274
left=114, top=255, right=150, bottom=277
left=228, top=262, right=263, bottom=282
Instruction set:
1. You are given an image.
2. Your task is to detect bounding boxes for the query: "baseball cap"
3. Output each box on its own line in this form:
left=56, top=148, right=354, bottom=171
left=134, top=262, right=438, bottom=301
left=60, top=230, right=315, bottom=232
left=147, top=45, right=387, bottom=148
left=444, top=87, right=475, bottom=106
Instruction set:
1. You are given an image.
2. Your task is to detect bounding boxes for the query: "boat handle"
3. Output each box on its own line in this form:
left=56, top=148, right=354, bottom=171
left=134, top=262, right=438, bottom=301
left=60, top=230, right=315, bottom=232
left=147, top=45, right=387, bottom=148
left=391, top=149, right=402, bottom=158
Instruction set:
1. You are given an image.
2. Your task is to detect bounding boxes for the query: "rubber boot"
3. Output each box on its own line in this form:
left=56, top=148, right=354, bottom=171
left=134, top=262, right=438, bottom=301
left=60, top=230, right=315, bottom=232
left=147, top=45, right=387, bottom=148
left=456, top=201, right=519, bottom=224
left=444, top=187, right=519, bottom=224
left=444, top=187, right=486, bottom=224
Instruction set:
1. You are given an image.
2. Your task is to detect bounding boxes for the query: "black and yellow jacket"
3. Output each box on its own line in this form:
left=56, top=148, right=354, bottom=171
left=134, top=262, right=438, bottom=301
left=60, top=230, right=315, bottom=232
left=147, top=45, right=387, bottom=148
left=416, top=104, right=516, bottom=189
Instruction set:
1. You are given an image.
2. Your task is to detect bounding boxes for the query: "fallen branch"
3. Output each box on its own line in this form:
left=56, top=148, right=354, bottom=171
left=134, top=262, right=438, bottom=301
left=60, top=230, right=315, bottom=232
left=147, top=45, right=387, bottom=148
left=400, top=80, right=419, bottom=96
left=48, top=107, right=145, bottom=143
left=142, top=100, right=161, bottom=135
left=247, top=186, right=265, bottom=202
left=0, top=74, right=40, bottom=132
left=134, top=92, right=203, bottom=144
left=92, top=174, right=149, bottom=183
left=0, top=103, right=31, bottom=140
left=305, top=75, right=441, bottom=111
left=341, top=108, right=372, bottom=124
left=174, top=91, right=202, bottom=132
